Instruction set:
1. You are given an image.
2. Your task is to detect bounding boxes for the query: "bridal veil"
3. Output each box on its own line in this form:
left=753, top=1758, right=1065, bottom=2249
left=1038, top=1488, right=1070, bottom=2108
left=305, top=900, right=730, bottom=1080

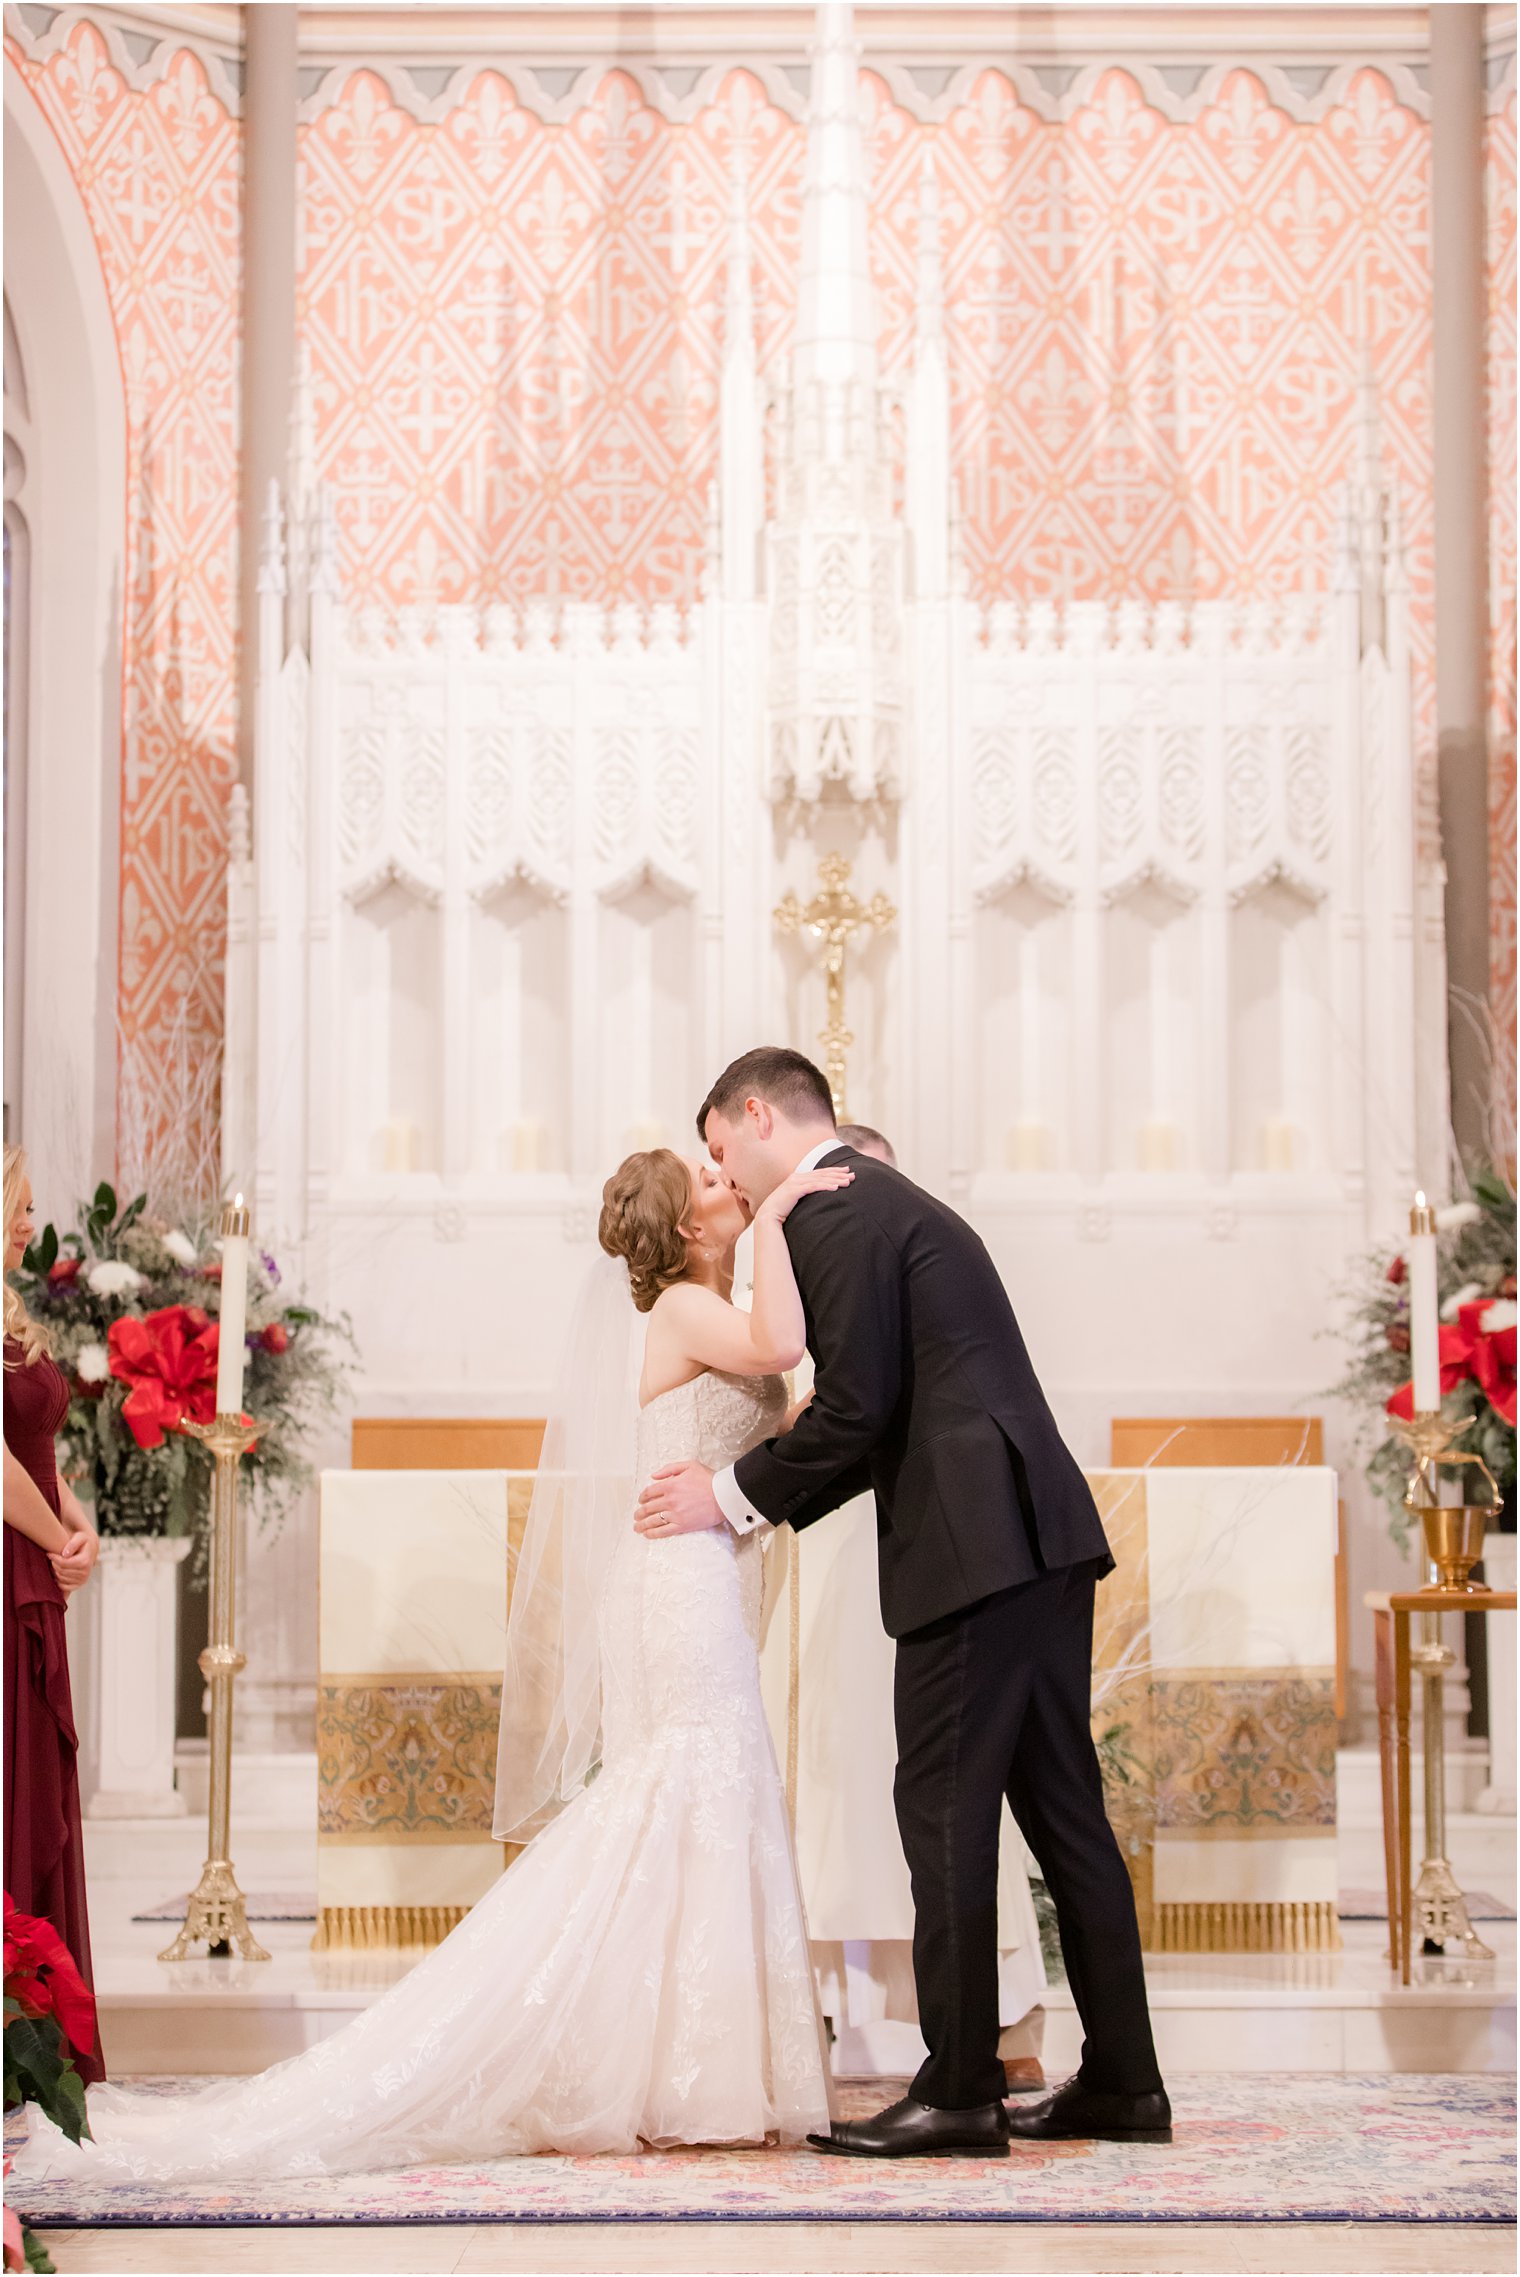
left=493, top=1251, right=646, bottom=1839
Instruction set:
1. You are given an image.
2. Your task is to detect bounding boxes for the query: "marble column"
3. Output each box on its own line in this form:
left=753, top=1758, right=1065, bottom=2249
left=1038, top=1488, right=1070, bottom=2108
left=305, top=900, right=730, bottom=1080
left=233, top=9, right=315, bottom=1758
left=237, top=4, right=298, bottom=784
left=1430, top=5, right=1491, bottom=1163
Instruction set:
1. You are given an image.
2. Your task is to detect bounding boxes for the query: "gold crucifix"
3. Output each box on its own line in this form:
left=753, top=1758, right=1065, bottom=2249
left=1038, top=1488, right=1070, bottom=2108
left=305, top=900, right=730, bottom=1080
left=774, top=854, right=896, bottom=1119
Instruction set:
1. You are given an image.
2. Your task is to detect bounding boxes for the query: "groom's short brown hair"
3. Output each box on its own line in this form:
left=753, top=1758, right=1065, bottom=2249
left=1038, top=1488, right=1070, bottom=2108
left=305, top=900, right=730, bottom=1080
left=698, top=1048, right=835, bottom=1140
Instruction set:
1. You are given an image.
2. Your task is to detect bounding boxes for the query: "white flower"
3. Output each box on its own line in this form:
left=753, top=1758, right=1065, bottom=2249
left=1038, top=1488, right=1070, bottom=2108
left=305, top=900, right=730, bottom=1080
left=1440, top=1281, right=1483, bottom=1320
left=162, top=1229, right=198, bottom=1267
left=85, top=1260, right=146, bottom=1300
left=75, top=1342, right=110, bottom=1384
left=1480, top=1299, right=1517, bottom=1335
left=1436, top=1201, right=1482, bottom=1232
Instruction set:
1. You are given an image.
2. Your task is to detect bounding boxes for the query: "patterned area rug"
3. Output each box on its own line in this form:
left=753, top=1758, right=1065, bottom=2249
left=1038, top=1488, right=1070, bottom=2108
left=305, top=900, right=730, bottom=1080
left=8, top=2076, right=1514, bottom=2227
left=1337, top=1889, right=1516, bottom=1923
left=129, top=1894, right=316, bottom=1925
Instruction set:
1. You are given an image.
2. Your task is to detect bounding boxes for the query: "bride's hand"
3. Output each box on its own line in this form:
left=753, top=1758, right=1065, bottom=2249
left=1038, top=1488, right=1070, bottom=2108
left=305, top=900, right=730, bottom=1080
left=755, top=1165, right=853, bottom=1229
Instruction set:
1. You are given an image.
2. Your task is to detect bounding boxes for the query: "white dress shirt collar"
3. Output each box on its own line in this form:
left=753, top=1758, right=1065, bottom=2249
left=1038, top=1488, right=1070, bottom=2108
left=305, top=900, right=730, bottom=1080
left=794, top=1137, right=846, bottom=1175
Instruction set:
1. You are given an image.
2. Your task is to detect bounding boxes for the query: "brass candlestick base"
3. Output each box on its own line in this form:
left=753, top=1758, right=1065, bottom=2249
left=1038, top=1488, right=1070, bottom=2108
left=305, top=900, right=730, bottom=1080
left=160, top=1857, right=271, bottom=1966
left=160, top=1412, right=269, bottom=1965
left=1409, top=1854, right=1495, bottom=1963
left=1390, top=1407, right=1502, bottom=1964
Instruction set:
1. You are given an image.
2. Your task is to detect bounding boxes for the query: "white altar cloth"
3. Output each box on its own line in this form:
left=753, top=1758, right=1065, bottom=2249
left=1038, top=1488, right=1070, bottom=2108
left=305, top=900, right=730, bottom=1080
left=757, top=1496, right=1046, bottom=2073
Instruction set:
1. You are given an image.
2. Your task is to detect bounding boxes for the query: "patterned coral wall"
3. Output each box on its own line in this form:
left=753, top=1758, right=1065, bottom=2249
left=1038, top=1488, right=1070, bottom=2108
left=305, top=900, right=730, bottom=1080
left=13, top=23, right=1513, bottom=1170
left=7, top=23, right=240, bottom=1183
left=303, top=62, right=1433, bottom=630
left=301, top=57, right=1455, bottom=1066
left=302, top=60, right=1440, bottom=878
left=1486, top=80, right=1517, bottom=1147
left=299, top=68, right=802, bottom=606
left=873, top=69, right=1431, bottom=616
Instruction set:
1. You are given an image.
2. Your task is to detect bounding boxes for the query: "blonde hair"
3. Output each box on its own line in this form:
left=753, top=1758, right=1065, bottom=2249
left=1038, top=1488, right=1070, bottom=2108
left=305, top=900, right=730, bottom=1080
left=3, top=1144, right=52, bottom=1366
left=597, top=1149, right=694, bottom=1313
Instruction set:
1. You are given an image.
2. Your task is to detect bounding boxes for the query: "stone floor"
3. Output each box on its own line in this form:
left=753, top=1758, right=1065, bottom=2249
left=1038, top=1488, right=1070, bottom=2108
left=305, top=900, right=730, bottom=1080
left=39, top=1749, right=1514, bottom=2274
left=80, top=1773, right=1517, bottom=2080
left=31, top=2218, right=1518, bottom=2275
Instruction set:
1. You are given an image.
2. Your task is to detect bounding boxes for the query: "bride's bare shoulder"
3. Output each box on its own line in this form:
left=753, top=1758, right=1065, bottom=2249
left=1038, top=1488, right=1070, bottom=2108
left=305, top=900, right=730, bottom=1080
left=650, top=1281, right=730, bottom=1326
left=639, top=1285, right=719, bottom=1406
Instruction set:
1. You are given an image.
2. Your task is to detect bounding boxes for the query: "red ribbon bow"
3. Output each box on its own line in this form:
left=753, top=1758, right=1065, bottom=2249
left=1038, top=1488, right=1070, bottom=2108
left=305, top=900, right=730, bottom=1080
left=1387, top=1301, right=1518, bottom=1428
left=107, top=1304, right=220, bottom=1450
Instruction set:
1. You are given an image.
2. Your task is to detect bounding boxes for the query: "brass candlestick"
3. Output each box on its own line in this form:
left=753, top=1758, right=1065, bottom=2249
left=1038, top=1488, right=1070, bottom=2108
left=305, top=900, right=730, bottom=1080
left=159, top=1407, right=270, bottom=1964
left=1390, top=1408, right=1502, bottom=1964
left=774, top=854, right=896, bottom=1119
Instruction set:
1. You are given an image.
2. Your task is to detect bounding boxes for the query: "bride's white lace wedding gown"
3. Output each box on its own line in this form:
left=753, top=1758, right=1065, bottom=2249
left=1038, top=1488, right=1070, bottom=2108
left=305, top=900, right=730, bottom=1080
left=15, top=1371, right=832, bottom=2182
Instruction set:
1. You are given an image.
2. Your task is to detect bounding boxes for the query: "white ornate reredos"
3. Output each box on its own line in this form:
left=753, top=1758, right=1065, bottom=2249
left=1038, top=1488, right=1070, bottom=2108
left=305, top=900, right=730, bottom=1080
left=218, top=0, right=1449, bottom=1415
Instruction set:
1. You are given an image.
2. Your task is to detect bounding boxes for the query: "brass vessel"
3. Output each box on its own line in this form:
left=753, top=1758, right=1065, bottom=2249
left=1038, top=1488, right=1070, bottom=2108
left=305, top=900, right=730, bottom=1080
left=1418, top=1503, right=1490, bottom=1594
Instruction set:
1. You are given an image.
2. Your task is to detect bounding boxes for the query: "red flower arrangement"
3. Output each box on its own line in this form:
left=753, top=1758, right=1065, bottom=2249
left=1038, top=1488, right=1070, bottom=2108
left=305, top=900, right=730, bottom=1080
left=1331, top=1166, right=1515, bottom=1539
left=12, top=1182, right=354, bottom=1542
left=1387, top=1301, right=1518, bottom=1428
left=3, top=1899, right=95, bottom=2060
left=4, top=1898, right=95, bottom=2267
left=107, top=1305, right=219, bottom=1451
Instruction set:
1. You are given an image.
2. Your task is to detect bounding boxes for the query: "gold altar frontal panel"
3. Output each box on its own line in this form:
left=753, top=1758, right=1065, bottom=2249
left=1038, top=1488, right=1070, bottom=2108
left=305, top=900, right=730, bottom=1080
left=1138, top=1464, right=1341, bottom=1954
left=315, top=1470, right=533, bottom=1950
left=315, top=1465, right=1340, bottom=1953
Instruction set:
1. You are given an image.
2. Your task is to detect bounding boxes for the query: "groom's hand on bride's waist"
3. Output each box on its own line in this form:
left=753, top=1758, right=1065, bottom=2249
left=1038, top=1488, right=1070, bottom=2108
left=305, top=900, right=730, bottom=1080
left=634, top=1463, right=722, bottom=1538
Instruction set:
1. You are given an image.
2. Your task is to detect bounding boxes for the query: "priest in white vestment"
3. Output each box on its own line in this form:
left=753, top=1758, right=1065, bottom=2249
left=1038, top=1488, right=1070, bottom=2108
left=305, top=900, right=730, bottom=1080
left=747, top=1127, right=1047, bottom=2087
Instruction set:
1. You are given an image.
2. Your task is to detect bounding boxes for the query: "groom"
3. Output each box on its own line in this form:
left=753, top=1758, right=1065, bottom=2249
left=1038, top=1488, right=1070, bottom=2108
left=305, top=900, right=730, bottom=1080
left=635, top=1047, right=1168, bottom=2158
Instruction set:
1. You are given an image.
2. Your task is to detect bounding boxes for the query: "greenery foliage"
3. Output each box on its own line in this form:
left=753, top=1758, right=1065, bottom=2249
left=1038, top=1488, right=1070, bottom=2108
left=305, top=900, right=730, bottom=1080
left=11, top=1183, right=355, bottom=1541
left=1327, top=1165, right=1516, bottom=1546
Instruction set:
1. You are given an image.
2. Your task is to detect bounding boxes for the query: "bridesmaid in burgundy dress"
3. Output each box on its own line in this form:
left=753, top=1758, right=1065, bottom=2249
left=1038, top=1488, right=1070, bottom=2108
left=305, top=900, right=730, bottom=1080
left=4, top=1145, right=105, bottom=2082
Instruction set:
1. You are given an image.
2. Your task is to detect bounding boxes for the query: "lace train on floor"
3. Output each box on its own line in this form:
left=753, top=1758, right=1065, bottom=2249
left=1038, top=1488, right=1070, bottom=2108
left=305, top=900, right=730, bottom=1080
left=14, top=1371, right=831, bottom=2181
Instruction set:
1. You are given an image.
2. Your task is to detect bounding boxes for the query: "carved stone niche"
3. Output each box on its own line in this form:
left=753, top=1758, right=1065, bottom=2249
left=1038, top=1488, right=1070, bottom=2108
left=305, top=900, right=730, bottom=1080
left=1101, top=872, right=1198, bottom=1178
left=470, top=870, right=569, bottom=1176
left=1227, top=872, right=1328, bottom=1177
left=595, top=865, right=699, bottom=1164
left=342, top=869, right=444, bottom=1177
left=974, top=871, right=1073, bottom=1175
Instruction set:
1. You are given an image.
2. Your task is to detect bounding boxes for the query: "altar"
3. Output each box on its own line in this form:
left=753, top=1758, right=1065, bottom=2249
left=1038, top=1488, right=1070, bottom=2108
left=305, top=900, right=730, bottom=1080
left=315, top=1461, right=1339, bottom=1958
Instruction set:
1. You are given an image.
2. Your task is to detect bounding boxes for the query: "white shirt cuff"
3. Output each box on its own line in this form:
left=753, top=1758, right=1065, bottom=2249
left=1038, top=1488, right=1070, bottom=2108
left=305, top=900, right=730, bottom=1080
left=713, top=1463, right=771, bottom=1536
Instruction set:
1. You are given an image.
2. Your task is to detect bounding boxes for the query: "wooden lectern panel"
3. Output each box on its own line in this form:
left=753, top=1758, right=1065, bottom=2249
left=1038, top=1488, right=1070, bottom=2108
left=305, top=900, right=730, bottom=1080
left=351, top=1418, right=546, bottom=1470
left=1110, top=1416, right=1324, bottom=1469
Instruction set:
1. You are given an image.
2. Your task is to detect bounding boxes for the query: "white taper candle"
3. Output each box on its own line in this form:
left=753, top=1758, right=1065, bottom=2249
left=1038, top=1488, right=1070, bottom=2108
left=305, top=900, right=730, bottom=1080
left=215, top=1194, right=251, bottom=1417
left=1408, top=1191, right=1441, bottom=1415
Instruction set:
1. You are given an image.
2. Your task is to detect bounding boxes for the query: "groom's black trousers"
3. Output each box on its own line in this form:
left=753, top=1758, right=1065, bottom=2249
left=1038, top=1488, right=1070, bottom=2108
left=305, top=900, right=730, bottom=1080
left=893, top=1558, right=1162, bottom=2111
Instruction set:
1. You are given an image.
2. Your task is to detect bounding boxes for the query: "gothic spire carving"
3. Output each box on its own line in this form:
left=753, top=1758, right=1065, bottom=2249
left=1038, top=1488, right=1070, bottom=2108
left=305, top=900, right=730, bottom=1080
left=795, top=0, right=876, bottom=392
left=763, top=0, right=902, bottom=803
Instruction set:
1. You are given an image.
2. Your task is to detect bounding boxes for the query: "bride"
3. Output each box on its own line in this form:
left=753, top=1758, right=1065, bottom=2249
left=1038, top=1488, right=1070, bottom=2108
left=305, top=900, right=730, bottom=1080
left=13, top=1149, right=851, bottom=2182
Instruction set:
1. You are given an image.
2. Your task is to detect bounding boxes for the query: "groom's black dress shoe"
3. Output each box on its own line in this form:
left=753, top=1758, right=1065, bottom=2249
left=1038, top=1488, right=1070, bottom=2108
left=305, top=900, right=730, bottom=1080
left=808, top=2096, right=1010, bottom=2159
left=1005, top=2077, right=1173, bottom=2145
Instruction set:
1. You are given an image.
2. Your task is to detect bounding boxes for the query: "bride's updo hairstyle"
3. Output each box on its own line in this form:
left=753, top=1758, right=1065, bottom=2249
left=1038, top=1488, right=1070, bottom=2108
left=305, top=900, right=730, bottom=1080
left=598, top=1149, right=694, bottom=1313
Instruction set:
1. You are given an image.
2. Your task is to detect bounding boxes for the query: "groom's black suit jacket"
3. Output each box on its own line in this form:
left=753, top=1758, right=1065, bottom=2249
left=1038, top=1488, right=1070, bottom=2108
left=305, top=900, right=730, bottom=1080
left=732, top=1146, right=1111, bottom=1637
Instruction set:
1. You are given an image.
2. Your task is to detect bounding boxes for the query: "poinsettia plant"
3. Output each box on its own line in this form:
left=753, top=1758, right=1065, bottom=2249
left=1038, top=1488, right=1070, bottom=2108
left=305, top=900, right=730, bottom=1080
left=1329, top=1163, right=1516, bottom=1546
left=9, top=1183, right=354, bottom=1540
left=4, top=1896, right=96, bottom=2273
